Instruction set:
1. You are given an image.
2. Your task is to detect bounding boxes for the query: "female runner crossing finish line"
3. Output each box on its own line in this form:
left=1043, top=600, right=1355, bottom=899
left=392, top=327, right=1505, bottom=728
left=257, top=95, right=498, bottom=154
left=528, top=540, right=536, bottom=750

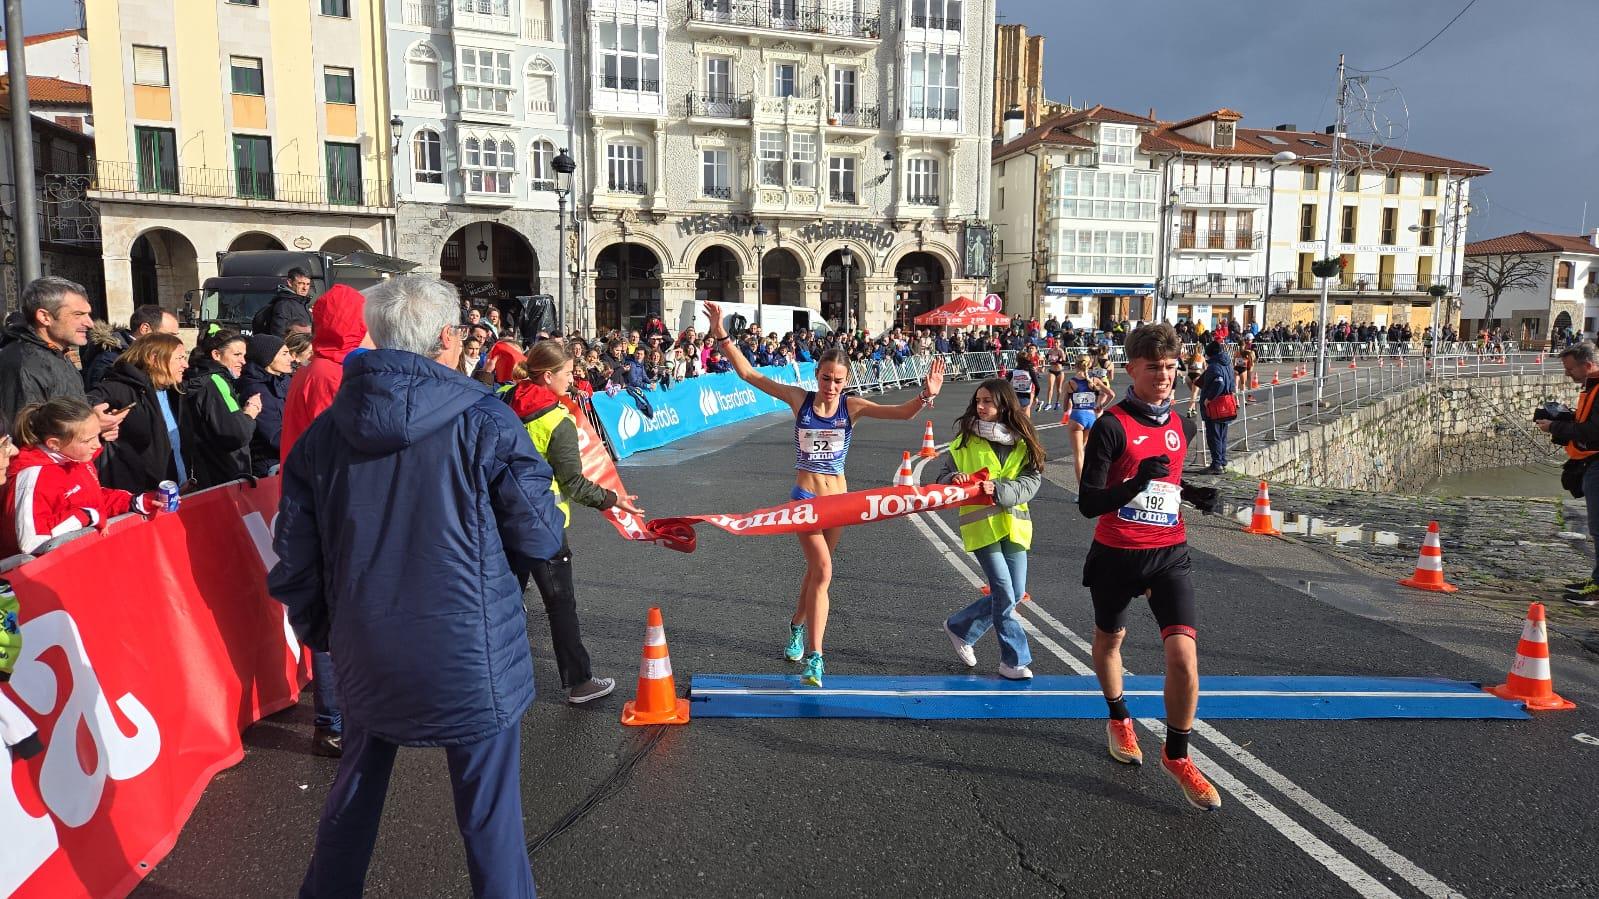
left=1076, top=323, right=1222, bottom=811
left=704, top=301, right=944, bottom=687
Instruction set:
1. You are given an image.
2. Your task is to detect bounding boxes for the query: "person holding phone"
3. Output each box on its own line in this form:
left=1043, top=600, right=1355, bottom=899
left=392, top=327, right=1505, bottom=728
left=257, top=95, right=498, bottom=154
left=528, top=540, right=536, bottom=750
left=90, top=333, right=191, bottom=494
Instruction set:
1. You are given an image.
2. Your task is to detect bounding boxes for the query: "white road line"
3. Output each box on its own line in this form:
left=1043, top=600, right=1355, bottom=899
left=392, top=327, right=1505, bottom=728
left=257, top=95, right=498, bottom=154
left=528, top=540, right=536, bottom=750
left=905, top=451, right=1462, bottom=899
left=694, top=688, right=1495, bottom=699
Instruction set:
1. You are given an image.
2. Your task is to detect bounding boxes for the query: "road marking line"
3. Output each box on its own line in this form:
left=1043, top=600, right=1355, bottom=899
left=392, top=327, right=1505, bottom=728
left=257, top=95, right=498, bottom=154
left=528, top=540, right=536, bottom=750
left=904, top=452, right=1462, bottom=899
left=694, top=688, right=1499, bottom=700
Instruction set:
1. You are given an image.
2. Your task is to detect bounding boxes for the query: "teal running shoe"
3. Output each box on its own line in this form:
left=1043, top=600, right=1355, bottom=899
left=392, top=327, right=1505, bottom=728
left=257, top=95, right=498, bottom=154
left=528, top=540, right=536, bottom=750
left=801, top=652, right=825, bottom=687
left=784, top=624, right=806, bottom=662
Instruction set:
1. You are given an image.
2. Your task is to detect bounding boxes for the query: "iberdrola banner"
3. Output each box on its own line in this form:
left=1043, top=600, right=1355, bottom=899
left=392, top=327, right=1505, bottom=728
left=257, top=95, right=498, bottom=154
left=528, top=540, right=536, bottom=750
left=565, top=400, right=987, bottom=553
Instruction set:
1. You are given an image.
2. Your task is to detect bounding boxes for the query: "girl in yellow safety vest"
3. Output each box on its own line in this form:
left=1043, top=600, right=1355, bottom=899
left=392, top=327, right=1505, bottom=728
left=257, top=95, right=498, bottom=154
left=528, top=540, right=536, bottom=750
left=504, top=340, right=646, bottom=705
left=935, top=379, right=1046, bottom=679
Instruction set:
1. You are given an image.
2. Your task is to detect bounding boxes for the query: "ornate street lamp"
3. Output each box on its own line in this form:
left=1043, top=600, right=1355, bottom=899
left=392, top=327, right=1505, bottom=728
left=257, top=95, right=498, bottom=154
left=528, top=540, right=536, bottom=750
left=551, top=147, right=577, bottom=334
left=841, top=246, right=854, bottom=334
left=753, top=222, right=768, bottom=333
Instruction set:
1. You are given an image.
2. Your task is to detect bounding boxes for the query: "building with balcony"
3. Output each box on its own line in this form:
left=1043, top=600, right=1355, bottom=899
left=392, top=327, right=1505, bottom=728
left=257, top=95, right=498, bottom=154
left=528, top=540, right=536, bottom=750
left=386, top=0, right=577, bottom=321
left=1241, top=123, right=1487, bottom=334
left=570, top=0, right=995, bottom=335
left=0, top=100, right=102, bottom=313
left=990, top=105, right=1161, bottom=329
left=86, top=0, right=394, bottom=324
left=1461, top=231, right=1599, bottom=344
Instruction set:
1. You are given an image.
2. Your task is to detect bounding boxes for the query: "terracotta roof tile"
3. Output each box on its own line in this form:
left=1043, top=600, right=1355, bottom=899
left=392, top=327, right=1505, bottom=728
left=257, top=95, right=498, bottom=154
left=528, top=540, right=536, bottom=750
left=0, top=75, right=91, bottom=106
left=1465, top=231, right=1599, bottom=257
left=0, top=29, right=82, bottom=52
left=992, top=104, right=1154, bottom=162
left=1236, top=127, right=1490, bottom=174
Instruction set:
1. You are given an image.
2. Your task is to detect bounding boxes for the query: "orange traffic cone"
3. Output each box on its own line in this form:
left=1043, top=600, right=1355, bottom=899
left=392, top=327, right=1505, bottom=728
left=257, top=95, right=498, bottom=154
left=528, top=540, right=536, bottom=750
left=1249, top=372, right=1260, bottom=389
left=980, top=584, right=1032, bottom=604
left=1348, top=358, right=1357, bottom=370
left=621, top=607, right=691, bottom=726
left=1486, top=602, right=1576, bottom=710
left=1271, top=370, right=1280, bottom=385
left=1398, top=521, right=1457, bottom=593
left=918, top=420, right=939, bottom=458
left=894, top=451, right=914, bottom=487
left=1242, top=480, right=1282, bottom=536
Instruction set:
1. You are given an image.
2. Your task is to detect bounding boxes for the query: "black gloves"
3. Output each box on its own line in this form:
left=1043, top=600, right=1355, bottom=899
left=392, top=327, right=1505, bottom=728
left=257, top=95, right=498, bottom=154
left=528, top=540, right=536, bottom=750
left=1181, top=484, right=1219, bottom=515
left=1132, top=454, right=1171, bottom=489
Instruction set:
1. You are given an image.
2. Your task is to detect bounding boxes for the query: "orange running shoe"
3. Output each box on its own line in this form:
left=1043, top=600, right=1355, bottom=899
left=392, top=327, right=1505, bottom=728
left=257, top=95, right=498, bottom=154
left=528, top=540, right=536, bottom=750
left=1160, top=748, right=1222, bottom=811
left=1106, top=719, right=1143, bottom=766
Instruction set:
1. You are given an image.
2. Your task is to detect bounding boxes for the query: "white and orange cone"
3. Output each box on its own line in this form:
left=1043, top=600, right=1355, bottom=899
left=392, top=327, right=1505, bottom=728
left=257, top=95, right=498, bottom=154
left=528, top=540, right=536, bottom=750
left=1398, top=521, right=1458, bottom=593
left=1242, top=480, right=1282, bottom=536
left=894, top=451, right=915, bottom=487
left=918, top=420, right=939, bottom=458
left=1486, top=602, right=1576, bottom=711
left=1271, top=369, right=1281, bottom=385
left=621, top=607, right=691, bottom=726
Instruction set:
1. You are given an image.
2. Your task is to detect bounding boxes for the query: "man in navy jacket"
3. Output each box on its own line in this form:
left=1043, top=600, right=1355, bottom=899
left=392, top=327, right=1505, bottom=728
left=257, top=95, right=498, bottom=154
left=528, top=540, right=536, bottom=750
left=270, top=275, right=564, bottom=899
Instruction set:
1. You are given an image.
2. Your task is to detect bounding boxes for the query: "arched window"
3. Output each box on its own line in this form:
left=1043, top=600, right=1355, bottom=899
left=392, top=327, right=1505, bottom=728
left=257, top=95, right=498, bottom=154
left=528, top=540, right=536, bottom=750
left=526, top=57, right=555, bottom=115
left=529, top=140, right=555, bottom=191
left=412, top=129, right=443, bottom=184
left=406, top=43, right=440, bottom=103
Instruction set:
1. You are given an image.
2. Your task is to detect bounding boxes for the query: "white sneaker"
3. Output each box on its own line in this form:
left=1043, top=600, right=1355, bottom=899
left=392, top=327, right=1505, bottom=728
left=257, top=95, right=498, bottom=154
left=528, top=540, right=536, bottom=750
left=997, top=663, right=1033, bottom=680
left=943, top=622, right=977, bottom=667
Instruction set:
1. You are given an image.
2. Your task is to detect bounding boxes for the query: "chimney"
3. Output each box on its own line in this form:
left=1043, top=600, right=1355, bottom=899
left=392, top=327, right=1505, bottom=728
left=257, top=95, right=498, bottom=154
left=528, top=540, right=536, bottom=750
left=1591, top=228, right=1599, bottom=249
left=1324, top=125, right=1336, bottom=135
left=1148, top=107, right=1156, bottom=122
left=1275, top=123, right=1296, bottom=132
left=1002, top=106, right=1026, bottom=144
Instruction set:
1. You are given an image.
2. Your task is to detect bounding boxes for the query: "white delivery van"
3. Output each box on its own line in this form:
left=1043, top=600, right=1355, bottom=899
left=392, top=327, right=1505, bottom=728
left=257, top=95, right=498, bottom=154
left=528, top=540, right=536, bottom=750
left=679, top=302, right=832, bottom=339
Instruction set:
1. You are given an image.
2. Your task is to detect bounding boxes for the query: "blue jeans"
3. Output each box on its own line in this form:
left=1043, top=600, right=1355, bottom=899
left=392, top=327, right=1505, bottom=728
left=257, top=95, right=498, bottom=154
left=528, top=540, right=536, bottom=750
left=1584, top=461, right=1599, bottom=584
left=311, top=651, right=342, bottom=734
left=946, top=539, right=1032, bottom=668
left=1204, top=418, right=1229, bottom=468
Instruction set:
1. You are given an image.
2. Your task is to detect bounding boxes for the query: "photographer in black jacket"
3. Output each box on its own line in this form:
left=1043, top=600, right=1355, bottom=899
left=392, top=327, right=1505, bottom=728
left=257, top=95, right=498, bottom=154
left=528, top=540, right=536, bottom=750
left=1537, top=341, right=1599, bottom=606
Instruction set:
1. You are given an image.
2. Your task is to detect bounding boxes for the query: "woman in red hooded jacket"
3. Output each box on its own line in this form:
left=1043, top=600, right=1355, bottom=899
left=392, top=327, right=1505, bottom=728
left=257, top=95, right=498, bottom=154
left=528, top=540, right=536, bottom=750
left=281, top=285, right=369, bottom=463
left=276, top=284, right=368, bottom=759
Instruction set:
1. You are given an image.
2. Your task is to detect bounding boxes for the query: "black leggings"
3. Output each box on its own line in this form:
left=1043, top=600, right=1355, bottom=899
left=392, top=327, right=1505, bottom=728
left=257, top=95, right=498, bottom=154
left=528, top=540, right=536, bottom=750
left=526, top=541, right=593, bottom=689
left=1083, top=541, right=1197, bottom=641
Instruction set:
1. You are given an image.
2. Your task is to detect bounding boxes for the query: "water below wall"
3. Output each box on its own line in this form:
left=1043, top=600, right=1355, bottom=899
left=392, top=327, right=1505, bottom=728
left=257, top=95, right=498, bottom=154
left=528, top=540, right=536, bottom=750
left=1422, top=462, right=1564, bottom=498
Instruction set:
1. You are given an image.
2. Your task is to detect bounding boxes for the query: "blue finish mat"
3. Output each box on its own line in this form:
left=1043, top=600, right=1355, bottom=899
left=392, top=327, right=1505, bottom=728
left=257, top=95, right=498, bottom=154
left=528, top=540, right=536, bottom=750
left=688, top=675, right=1531, bottom=720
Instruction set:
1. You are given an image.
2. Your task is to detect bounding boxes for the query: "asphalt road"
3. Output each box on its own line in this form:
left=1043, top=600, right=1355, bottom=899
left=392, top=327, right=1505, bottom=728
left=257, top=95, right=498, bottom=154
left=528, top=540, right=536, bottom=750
left=134, top=381, right=1599, bottom=899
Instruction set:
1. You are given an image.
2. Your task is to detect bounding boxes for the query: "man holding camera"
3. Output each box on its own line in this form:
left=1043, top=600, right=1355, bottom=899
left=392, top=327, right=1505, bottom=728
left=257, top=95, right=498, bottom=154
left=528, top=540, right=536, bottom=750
left=1535, top=341, right=1599, bottom=606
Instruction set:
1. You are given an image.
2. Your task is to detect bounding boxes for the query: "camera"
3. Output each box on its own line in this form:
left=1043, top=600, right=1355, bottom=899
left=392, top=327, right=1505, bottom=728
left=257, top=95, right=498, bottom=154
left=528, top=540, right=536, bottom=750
left=1533, top=402, right=1574, bottom=423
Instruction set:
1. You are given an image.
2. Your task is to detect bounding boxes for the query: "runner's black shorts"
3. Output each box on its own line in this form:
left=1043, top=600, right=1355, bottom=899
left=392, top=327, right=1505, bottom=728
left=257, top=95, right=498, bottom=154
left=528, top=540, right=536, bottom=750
left=1081, top=540, right=1197, bottom=641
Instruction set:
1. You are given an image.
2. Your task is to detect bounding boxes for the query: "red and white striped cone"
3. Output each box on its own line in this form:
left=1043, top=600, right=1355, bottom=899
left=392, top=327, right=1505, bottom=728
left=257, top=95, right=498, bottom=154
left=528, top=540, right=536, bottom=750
left=1242, top=480, right=1282, bottom=536
left=918, top=420, right=939, bottom=458
left=894, top=451, right=914, bottom=487
left=1398, top=521, right=1457, bottom=593
left=1486, top=603, right=1576, bottom=711
left=1271, top=369, right=1281, bottom=385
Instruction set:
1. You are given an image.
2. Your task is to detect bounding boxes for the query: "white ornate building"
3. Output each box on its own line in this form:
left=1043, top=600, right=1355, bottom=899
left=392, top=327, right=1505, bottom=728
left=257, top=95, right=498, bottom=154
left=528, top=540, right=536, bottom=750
left=571, top=0, right=996, bottom=335
left=386, top=0, right=579, bottom=323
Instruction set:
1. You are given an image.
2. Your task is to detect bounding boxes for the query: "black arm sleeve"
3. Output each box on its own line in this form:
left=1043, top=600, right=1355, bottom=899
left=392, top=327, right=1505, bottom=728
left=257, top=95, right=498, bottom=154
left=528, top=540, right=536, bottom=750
left=1077, top=414, right=1145, bottom=518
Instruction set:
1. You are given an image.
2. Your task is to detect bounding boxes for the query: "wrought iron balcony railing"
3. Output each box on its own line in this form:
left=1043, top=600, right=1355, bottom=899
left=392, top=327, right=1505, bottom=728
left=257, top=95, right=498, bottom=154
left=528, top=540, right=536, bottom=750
left=1170, top=276, right=1264, bottom=296
left=610, top=180, right=649, bottom=195
left=907, top=193, right=940, bottom=206
left=684, top=92, right=752, bottom=118
left=1175, top=184, right=1270, bottom=205
left=828, top=104, right=879, bottom=127
left=829, top=189, right=857, bottom=204
left=1270, top=271, right=1455, bottom=294
left=601, top=75, right=660, bottom=92
left=1177, top=230, right=1262, bottom=250
left=689, top=1, right=881, bottom=40
left=94, top=159, right=388, bottom=208
left=703, top=185, right=733, bottom=199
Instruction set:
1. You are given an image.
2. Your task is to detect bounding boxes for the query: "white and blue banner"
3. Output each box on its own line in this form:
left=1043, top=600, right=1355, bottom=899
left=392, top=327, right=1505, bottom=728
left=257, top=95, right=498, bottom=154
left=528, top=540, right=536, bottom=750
left=590, top=363, right=818, bottom=459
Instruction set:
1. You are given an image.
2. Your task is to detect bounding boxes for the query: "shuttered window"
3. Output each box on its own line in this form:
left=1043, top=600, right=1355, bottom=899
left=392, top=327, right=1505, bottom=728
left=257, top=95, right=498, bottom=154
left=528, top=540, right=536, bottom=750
left=133, top=45, right=169, bottom=86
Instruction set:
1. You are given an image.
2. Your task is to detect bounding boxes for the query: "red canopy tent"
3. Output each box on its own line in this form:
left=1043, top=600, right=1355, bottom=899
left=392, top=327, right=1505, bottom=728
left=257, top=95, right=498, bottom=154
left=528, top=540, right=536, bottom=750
left=912, top=296, right=1010, bottom=327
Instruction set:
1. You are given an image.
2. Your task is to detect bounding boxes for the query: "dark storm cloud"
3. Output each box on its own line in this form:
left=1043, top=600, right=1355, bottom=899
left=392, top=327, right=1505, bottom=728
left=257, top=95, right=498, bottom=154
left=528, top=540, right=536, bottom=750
left=997, top=0, right=1599, bottom=239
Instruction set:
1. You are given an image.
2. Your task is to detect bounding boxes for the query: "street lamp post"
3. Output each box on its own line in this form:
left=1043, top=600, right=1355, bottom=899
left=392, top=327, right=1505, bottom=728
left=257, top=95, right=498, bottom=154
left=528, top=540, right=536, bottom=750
left=551, top=147, right=577, bottom=336
left=841, top=247, right=853, bottom=334
left=752, top=222, right=768, bottom=333
left=1260, top=150, right=1299, bottom=319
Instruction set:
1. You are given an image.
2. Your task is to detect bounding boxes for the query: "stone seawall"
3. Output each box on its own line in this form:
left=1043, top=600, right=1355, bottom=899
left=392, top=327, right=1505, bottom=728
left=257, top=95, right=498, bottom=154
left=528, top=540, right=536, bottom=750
left=1233, top=375, right=1572, bottom=492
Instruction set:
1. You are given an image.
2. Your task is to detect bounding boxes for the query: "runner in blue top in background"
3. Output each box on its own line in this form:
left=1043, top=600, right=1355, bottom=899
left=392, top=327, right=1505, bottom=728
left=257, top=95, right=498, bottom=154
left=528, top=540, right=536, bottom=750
left=1065, top=355, right=1115, bottom=483
left=703, top=301, right=945, bottom=687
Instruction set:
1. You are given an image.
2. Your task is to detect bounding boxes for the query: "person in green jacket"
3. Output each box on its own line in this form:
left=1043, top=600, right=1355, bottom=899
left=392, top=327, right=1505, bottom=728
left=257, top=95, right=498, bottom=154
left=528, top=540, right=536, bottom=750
left=504, top=339, right=644, bottom=705
left=935, top=378, right=1045, bottom=680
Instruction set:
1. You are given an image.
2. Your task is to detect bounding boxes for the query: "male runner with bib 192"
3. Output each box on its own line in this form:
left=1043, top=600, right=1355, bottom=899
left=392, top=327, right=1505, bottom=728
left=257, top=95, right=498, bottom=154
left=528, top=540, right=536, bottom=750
left=1076, top=323, right=1222, bottom=811
left=704, top=302, right=944, bottom=687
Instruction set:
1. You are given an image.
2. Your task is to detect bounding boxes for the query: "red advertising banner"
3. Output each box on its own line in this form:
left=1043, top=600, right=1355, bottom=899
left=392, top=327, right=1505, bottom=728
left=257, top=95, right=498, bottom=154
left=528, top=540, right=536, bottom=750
left=565, top=398, right=990, bottom=553
left=0, top=478, right=305, bottom=899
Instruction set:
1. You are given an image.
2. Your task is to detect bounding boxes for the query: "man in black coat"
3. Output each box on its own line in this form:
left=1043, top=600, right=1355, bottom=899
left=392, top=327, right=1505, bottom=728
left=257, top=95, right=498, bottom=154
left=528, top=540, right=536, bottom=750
left=82, top=304, right=179, bottom=390
left=0, top=277, right=127, bottom=437
left=251, top=268, right=314, bottom=337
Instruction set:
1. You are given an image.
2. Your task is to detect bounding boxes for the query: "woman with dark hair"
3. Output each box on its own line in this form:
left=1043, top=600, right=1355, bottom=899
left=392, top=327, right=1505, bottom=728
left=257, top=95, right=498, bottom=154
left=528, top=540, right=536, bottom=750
left=238, top=334, right=295, bottom=477
left=180, top=328, right=260, bottom=489
left=89, top=332, right=191, bottom=493
left=704, top=300, right=944, bottom=687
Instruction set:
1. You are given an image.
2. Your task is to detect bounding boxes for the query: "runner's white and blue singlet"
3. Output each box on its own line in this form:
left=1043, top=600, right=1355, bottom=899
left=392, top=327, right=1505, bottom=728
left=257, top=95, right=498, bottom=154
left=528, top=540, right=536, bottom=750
left=792, top=391, right=852, bottom=500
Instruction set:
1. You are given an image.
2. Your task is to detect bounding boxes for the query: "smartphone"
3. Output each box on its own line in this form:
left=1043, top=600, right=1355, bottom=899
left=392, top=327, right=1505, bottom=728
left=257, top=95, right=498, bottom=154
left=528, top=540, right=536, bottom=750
left=108, top=402, right=137, bottom=414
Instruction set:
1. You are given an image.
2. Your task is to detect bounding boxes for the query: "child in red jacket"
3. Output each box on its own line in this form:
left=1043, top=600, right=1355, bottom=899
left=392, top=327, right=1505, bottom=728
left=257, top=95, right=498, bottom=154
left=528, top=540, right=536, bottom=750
left=2, top=398, right=163, bottom=557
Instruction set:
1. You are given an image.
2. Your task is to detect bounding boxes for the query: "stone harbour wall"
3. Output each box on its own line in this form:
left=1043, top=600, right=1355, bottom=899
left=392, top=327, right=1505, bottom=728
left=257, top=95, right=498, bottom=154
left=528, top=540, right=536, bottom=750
left=1234, top=375, right=1572, bottom=492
